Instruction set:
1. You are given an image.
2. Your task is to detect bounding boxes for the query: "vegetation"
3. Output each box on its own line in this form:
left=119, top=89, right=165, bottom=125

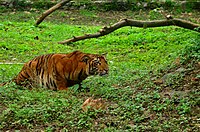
left=0, top=5, right=200, bottom=132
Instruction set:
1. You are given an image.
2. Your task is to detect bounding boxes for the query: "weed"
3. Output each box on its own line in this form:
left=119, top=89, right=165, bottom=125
left=79, top=10, right=97, bottom=18
left=180, top=37, right=200, bottom=63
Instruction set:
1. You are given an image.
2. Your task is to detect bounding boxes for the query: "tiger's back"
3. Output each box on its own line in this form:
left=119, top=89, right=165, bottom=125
left=13, top=51, right=109, bottom=90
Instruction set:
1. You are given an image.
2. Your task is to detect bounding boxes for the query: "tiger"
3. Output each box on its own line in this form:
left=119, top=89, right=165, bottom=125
left=1, top=51, right=109, bottom=90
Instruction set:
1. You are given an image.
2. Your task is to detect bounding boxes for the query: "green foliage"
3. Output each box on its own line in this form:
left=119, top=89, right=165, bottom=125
left=149, top=8, right=163, bottom=20
left=180, top=36, right=200, bottom=63
left=1, top=0, right=197, bottom=11
left=79, top=10, right=97, bottom=18
left=0, top=10, right=199, bottom=131
left=0, top=0, right=58, bottom=10
left=165, top=0, right=175, bottom=8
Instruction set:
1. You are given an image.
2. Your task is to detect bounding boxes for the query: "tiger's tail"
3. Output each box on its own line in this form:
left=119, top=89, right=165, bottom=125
left=0, top=79, right=14, bottom=87
left=0, top=82, right=7, bottom=86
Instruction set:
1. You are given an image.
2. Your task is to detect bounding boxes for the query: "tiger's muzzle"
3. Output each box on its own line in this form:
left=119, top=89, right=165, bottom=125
left=99, top=69, right=108, bottom=76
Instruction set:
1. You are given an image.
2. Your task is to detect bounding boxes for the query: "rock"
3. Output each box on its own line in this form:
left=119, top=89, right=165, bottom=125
left=175, top=67, right=186, bottom=72
left=161, top=72, right=174, bottom=84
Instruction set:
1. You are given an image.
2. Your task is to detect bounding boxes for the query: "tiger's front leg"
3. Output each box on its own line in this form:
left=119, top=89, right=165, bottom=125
left=77, top=83, right=90, bottom=92
left=57, top=85, right=69, bottom=91
left=56, top=79, right=69, bottom=91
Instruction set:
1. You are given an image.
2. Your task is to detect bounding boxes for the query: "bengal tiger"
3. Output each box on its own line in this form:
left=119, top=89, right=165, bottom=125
left=1, top=51, right=109, bottom=90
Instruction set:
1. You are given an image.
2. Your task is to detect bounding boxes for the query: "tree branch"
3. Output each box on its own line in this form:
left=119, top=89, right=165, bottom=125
left=35, top=0, right=71, bottom=26
left=58, top=18, right=199, bottom=44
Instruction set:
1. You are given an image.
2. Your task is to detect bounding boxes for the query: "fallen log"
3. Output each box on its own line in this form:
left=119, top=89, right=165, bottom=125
left=58, top=17, right=199, bottom=44
left=35, top=0, right=71, bottom=26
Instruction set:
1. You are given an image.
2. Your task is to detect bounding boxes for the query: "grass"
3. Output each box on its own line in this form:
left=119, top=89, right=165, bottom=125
left=0, top=9, right=200, bottom=131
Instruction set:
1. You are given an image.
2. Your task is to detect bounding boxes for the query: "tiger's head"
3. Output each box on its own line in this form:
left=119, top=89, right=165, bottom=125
left=82, top=54, right=109, bottom=76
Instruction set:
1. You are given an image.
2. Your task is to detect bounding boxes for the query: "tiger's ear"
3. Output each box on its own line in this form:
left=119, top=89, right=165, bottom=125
left=81, top=55, right=90, bottom=64
left=101, top=53, right=107, bottom=58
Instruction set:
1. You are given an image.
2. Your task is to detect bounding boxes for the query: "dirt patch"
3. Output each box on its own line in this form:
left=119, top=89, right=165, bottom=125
left=45, top=9, right=200, bottom=26
left=151, top=60, right=200, bottom=109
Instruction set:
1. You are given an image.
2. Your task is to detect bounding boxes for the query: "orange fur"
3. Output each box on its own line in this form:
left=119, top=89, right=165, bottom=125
left=6, top=51, right=109, bottom=90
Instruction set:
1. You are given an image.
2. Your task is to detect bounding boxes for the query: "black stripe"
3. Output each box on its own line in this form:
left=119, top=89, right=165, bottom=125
left=68, top=51, right=77, bottom=58
left=23, top=71, right=30, bottom=78
left=54, top=66, right=59, bottom=78
left=28, top=61, right=32, bottom=67
left=89, top=63, right=93, bottom=74
left=46, top=54, right=53, bottom=63
left=38, top=67, right=42, bottom=75
left=40, top=55, right=45, bottom=63
left=20, top=73, right=27, bottom=79
left=50, top=78, right=54, bottom=87
left=46, top=82, right=50, bottom=89
left=78, top=68, right=83, bottom=80
left=50, top=78, right=57, bottom=89
left=47, top=74, right=50, bottom=86
left=42, top=81, right=44, bottom=87
left=41, top=69, right=44, bottom=80
left=61, top=56, right=66, bottom=59
left=35, top=57, right=41, bottom=75
left=46, top=54, right=52, bottom=60
left=45, top=54, right=54, bottom=77
left=52, top=80, right=57, bottom=89
left=68, top=51, right=82, bottom=58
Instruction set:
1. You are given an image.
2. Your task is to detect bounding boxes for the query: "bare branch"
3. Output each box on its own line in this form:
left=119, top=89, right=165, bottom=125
left=58, top=18, right=199, bottom=44
left=35, top=0, right=71, bottom=26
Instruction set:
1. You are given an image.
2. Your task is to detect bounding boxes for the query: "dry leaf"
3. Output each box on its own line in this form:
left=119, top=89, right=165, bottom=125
left=191, top=77, right=199, bottom=81
left=153, top=79, right=163, bottom=84
left=82, top=98, right=106, bottom=112
left=174, top=57, right=180, bottom=66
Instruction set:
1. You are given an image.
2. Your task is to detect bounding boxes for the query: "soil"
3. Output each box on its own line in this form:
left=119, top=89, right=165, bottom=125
left=45, top=9, right=200, bottom=26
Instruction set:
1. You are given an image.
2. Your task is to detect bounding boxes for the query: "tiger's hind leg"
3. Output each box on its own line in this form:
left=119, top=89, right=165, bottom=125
left=13, top=64, right=37, bottom=88
left=0, top=82, right=7, bottom=86
left=13, top=77, right=35, bottom=89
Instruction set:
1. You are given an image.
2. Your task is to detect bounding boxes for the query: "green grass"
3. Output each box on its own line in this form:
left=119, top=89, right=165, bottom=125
left=0, top=10, right=199, bottom=131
